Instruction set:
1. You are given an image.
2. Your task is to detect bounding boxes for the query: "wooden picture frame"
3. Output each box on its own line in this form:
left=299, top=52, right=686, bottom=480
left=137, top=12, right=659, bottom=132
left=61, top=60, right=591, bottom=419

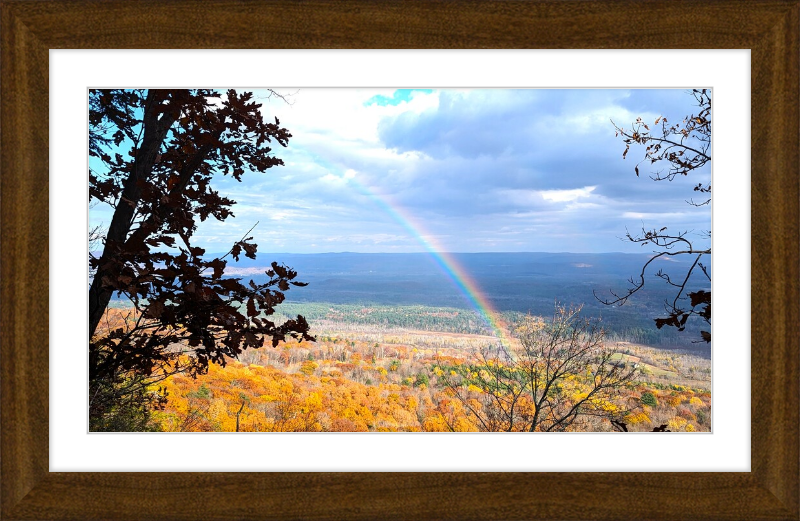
left=2, top=1, right=797, bottom=519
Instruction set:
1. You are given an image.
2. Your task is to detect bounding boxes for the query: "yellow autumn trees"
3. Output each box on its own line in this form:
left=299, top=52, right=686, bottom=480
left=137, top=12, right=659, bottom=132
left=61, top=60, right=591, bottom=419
left=149, top=305, right=711, bottom=432
left=154, top=359, right=435, bottom=432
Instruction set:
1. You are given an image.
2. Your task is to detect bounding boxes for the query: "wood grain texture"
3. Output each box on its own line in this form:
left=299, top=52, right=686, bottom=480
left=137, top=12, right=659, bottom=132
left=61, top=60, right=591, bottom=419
left=0, top=0, right=50, bottom=513
left=1, top=1, right=797, bottom=520
left=750, top=1, right=800, bottom=513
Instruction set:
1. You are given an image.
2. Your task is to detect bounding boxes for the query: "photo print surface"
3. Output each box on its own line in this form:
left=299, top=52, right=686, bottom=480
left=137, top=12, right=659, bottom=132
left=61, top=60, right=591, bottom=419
left=89, top=88, right=711, bottom=433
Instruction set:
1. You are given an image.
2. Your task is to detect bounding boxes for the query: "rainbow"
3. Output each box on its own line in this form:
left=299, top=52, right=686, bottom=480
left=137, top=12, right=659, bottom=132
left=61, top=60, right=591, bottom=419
left=348, top=174, right=513, bottom=350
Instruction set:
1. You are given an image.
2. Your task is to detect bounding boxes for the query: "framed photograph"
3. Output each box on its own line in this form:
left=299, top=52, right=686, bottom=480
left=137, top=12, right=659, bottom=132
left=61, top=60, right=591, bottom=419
left=2, top=1, right=798, bottom=519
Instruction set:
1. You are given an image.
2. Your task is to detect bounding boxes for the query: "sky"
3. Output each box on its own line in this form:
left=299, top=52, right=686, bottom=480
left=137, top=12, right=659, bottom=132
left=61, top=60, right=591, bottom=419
left=90, top=88, right=711, bottom=255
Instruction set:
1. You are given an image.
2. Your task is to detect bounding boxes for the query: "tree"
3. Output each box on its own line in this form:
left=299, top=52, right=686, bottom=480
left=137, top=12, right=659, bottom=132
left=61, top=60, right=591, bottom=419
left=436, top=306, right=638, bottom=432
left=89, top=89, right=313, bottom=428
left=596, top=89, right=711, bottom=343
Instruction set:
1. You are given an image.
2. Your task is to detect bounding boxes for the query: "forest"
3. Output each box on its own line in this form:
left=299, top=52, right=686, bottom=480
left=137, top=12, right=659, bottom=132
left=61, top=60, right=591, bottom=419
left=98, top=303, right=711, bottom=433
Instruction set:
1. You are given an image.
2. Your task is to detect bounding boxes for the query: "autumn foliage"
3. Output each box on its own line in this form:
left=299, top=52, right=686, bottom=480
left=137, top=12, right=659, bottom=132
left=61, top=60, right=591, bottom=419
left=141, top=309, right=711, bottom=433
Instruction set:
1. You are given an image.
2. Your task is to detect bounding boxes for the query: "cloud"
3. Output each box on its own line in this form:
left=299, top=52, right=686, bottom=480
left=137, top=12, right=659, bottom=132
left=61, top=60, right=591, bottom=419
left=540, top=186, right=597, bottom=202
left=184, top=88, right=711, bottom=254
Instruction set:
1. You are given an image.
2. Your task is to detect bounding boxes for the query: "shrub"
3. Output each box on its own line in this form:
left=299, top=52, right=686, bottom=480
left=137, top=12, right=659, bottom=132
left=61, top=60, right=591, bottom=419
left=626, top=411, right=651, bottom=425
left=665, top=394, right=683, bottom=408
left=695, top=409, right=708, bottom=425
left=640, top=392, right=658, bottom=407
left=89, top=373, right=167, bottom=432
left=668, top=416, right=688, bottom=431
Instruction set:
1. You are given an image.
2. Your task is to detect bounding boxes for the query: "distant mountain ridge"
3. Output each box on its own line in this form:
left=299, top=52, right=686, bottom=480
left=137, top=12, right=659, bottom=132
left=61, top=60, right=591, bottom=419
left=103, top=252, right=709, bottom=351
left=215, top=252, right=709, bottom=351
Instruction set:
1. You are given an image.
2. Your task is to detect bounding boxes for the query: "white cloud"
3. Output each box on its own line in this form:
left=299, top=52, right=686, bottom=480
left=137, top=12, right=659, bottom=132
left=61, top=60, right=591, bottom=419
left=540, top=186, right=597, bottom=202
left=259, top=88, right=439, bottom=144
left=320, top=173, right=341, bottom=183
left=622, top=211, right=690, bottom=220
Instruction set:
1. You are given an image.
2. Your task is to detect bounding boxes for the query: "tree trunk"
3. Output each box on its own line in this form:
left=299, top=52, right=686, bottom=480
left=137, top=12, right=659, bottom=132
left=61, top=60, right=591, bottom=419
left=235, top=401, right=245, bottom=432
left=89, top=91, right=177, bottom=337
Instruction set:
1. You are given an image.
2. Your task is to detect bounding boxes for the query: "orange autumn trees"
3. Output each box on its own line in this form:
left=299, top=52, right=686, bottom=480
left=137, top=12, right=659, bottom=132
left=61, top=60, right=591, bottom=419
left=154, top=358, right=431, bottom=432
left=153, top=342, right=710, bottom=433
left=150, top=305, right=710, bottom=433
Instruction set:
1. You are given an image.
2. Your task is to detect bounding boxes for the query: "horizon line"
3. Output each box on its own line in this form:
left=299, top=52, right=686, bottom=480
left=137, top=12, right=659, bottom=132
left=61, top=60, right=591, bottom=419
left=217, top=250, right=645, bottom=256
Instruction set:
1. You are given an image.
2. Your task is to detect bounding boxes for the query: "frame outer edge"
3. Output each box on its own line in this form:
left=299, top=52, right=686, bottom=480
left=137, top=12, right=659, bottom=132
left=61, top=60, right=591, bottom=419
left=0, top=1, right=50, bottom=516
left=750, top=2, right=800, bottom=517
left=0, top=0, right=798, bottom=520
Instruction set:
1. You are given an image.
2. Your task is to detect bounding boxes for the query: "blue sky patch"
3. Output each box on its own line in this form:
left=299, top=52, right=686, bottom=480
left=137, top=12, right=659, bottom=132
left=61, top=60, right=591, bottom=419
left=365, top=89, right=434, bottom=106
